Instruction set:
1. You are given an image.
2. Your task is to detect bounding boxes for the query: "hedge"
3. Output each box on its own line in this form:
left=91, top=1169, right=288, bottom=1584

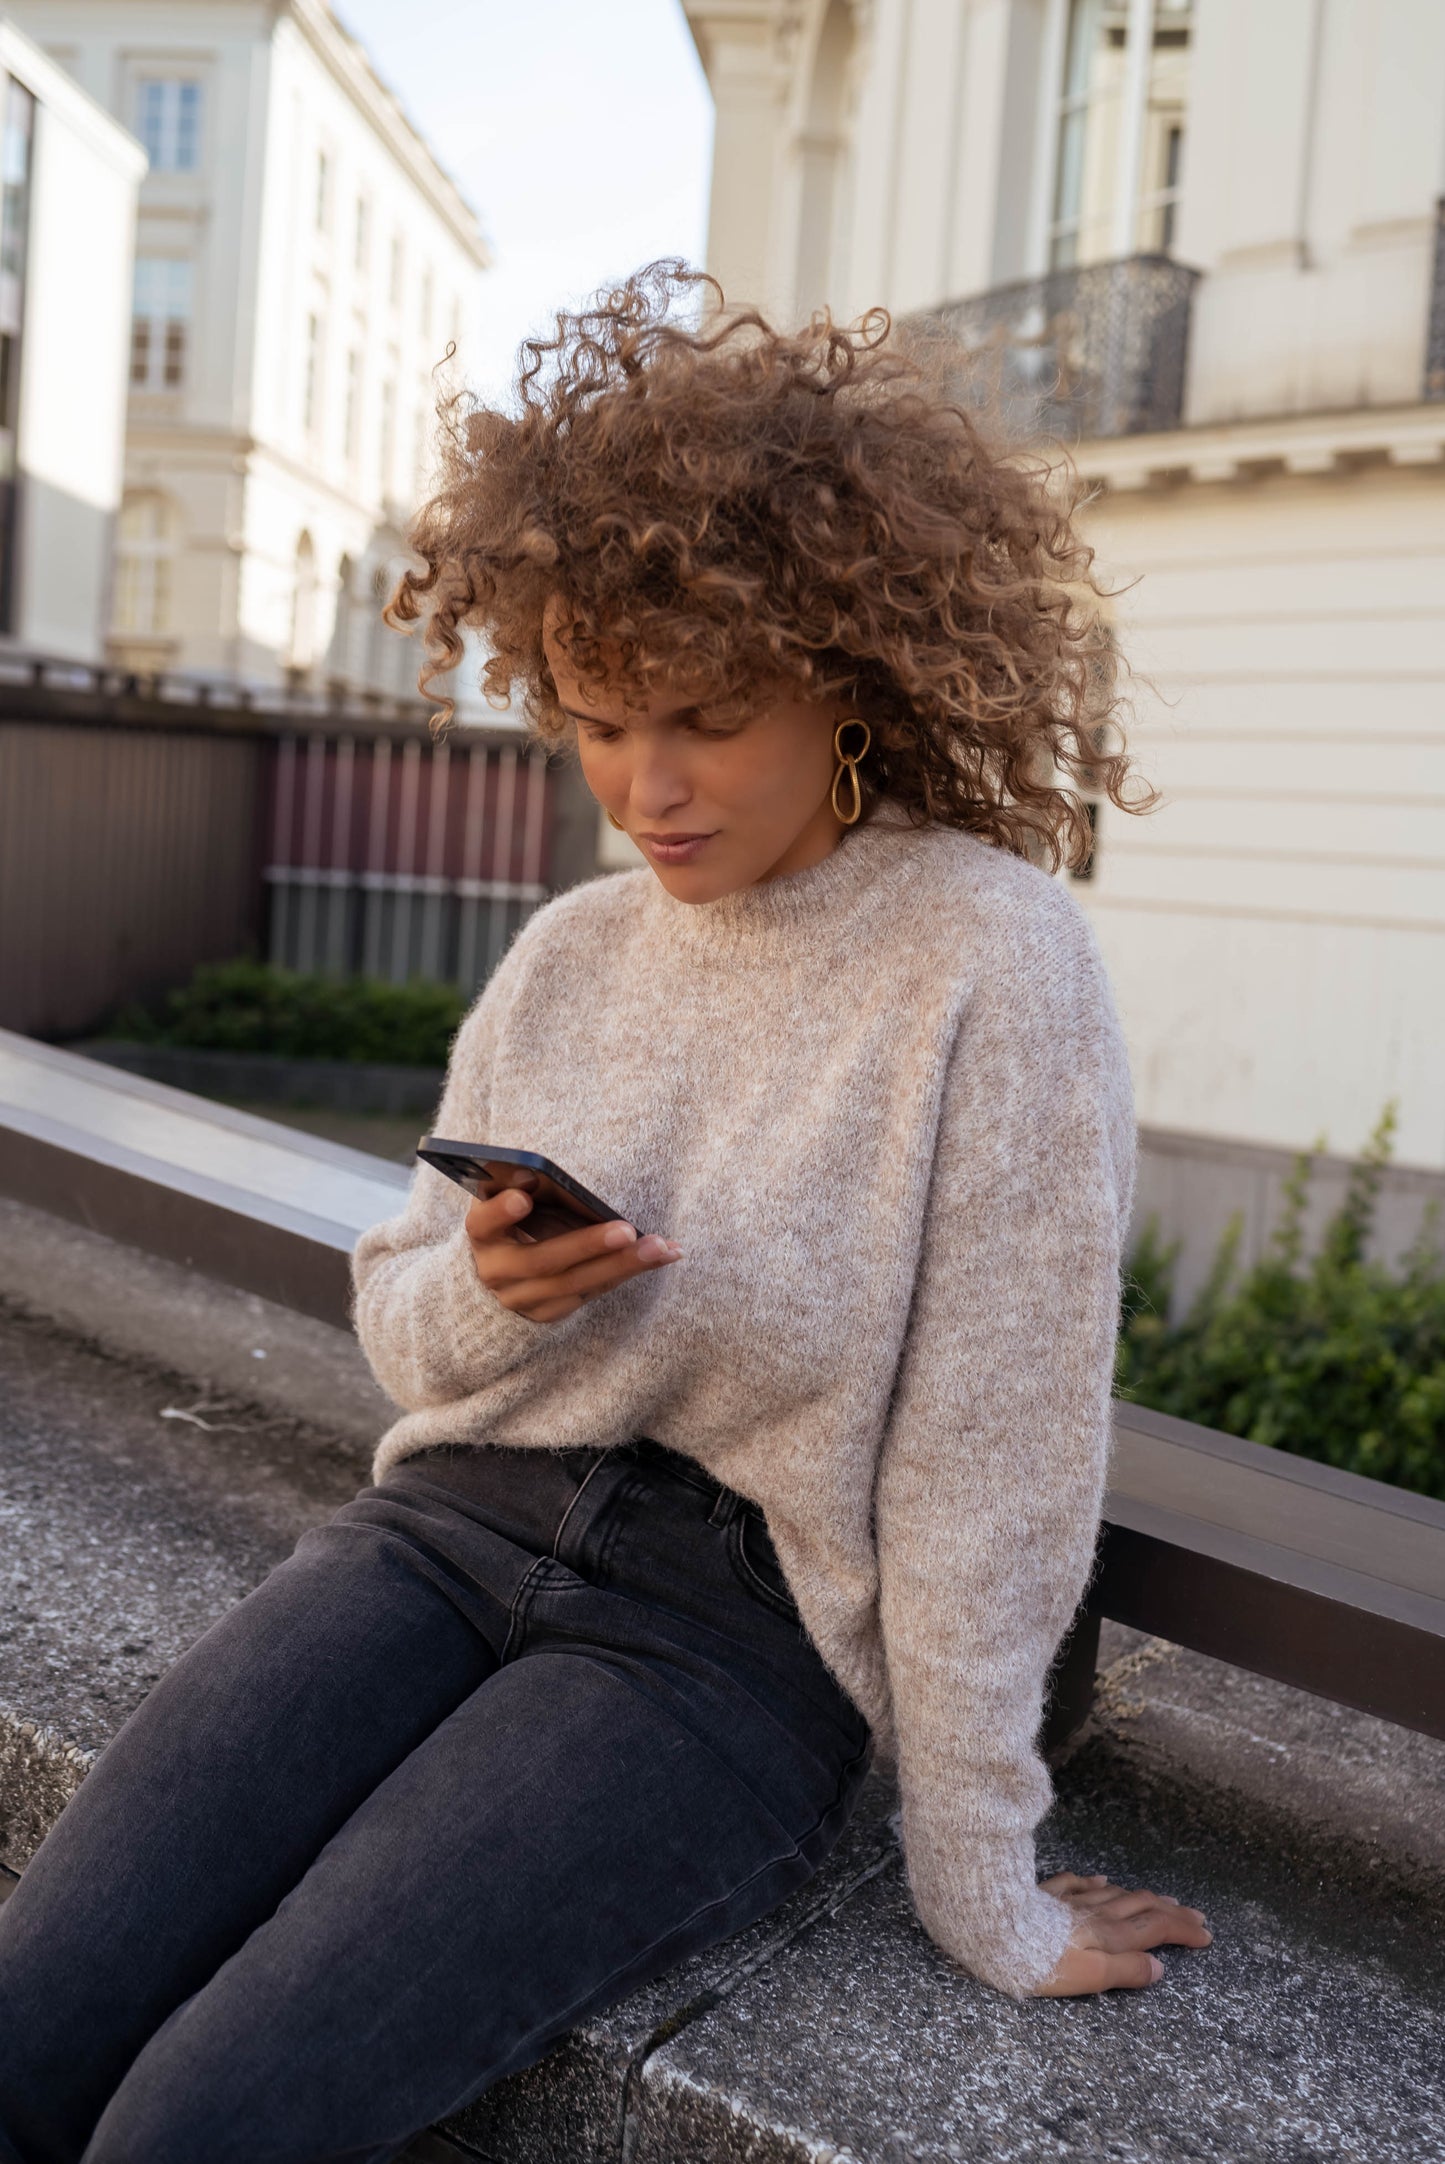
left=105, top=959, right=468, bottom=1069
left=1117, top=1106, right=1445, bottom=1501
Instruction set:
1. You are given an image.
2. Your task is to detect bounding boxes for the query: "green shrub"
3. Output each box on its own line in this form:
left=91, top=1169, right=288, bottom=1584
left=1117, top=1106, right=1445, bottom=1500
left=106, top=959, right=467, bottom=1068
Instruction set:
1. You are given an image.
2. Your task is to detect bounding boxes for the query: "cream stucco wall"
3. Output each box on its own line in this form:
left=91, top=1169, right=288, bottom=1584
left=1081, top=459, right=1445, bottom=1168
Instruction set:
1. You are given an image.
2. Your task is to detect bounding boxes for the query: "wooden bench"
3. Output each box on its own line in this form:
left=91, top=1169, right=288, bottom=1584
left=5, top=1026, right=1442, bottom=1759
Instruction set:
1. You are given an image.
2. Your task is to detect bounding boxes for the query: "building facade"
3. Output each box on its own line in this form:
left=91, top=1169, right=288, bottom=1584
left=684, top=0, right=1445, bottom=1181
left=16, top=0, right=489, bottom=697
left=0, top=20, right=143, bottom=662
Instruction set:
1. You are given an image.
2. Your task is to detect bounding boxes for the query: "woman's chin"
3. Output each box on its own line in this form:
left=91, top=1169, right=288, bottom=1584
left=648, top=861, right=739, bottom=904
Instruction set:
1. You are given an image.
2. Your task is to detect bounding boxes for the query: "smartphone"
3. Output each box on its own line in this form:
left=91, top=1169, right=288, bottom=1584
left=416, top=1139, right=622, bottom=1242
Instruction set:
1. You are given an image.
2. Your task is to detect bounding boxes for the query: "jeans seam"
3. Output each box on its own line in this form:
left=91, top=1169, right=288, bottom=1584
left=727, top=1514, right=799, bottom=1620
left=499, top=1556, right=549, bottom=1664
left=433, top=1833, right=811, bottom=2133
left=548, top=1451, right=611, bottom=1566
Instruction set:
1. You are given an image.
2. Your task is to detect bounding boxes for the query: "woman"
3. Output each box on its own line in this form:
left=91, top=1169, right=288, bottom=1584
left=0, top=266, right=1210, bottom=2164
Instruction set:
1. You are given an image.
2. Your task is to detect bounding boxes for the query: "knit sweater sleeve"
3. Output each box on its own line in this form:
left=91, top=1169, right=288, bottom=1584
left=875, top=893, right=1136, bottom=2000
left=349, top=933, right=547, bottom=1411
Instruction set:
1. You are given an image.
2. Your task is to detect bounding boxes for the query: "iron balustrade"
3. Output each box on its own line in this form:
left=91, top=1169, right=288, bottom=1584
left=918, top=252, right=1200, bottom=442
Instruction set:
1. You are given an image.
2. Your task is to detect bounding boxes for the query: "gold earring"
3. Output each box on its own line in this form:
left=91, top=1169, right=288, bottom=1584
left=831, top=717, right=871, bottom=825
left=605, top=810, right=624, bottom=831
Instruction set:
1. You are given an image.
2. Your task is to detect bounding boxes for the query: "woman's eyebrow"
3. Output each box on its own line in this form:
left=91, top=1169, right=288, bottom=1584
left=560, top=701, right=704, bottom=724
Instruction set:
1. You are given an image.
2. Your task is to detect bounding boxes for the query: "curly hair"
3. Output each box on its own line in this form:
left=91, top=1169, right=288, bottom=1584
left=388, top=260, right=1154, bottom=872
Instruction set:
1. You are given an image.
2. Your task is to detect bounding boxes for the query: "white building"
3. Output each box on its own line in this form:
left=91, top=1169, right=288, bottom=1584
left=683, top=0, right=1445, bottom=1195
left=0, top=18, right=143, bottom=662
left=15, top=0, right=490, bottom=696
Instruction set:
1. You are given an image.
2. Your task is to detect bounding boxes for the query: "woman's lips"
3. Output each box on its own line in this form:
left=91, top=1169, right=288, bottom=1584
left=637, top=831, right=717, bottom=865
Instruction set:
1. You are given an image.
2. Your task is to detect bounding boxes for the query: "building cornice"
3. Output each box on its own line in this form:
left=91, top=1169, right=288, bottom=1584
left=281, top=0, right=491, bottom=270
left=681, top=1, right=803, bottom=85
left=1078, top=401, right=1445, bottom=493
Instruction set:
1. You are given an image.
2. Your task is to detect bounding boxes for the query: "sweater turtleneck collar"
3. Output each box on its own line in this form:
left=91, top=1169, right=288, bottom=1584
left=641, top=802, right=929, bottom=960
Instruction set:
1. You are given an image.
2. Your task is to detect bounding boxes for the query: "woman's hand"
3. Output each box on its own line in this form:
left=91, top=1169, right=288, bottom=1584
left=464, top=1188, right=681, bottom=1324
left=1029, top=1872, right=1213, bottom=1996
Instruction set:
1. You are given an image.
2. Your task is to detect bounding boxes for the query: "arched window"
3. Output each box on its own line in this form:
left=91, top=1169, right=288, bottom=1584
left=112, top=490, right=178, bottom=636
left=330, top=552, right=355, bottom=682
left=289, top=529, right=318, bottom=672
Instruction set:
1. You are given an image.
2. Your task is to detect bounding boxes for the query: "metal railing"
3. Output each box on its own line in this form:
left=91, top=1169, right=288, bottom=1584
left=918, top=252, right=1200, bottom=442
left=264, top=730, right=552, bottom=989
left=1426, top=198, right=1445, bottom=402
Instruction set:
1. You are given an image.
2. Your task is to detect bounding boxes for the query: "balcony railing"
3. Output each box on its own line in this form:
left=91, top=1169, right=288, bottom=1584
left=917, top=252, right=1200, bottom=442
left=1426, top=198, right=1445, bottom=402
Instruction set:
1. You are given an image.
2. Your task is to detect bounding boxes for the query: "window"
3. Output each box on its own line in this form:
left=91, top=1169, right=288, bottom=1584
left=290, top=530, right=317, bottom=671
left=354, top=194, right=369, bottom=274
left=113, top=491, right=177, bottom=636
left=130, top=258, right=192, bottom=389
left=302, top=312, right=323, bottom=434
left=315, top=148, right=330, bottom=232
left=389, top=232, right=403, bottom=310
left=412, top=401, right=428, bottom=493
left=0, top=75, right=33, bottom=636
left=135, top=78, right=201, bottom=172
left=1048, top=0, right=1192, bottom=270
left=379, top=375, right=396, bottom=495
left=420, top=265, right=433, bottom=339
left=344, top=347, right=361, bottom=463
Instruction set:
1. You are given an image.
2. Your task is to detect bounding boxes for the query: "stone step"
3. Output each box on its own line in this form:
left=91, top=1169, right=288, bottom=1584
left=0, top=1287, right=1442, bottom=2162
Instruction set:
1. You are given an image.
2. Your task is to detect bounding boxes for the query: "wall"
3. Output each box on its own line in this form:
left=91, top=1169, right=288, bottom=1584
left=1079, top=460, right=1445, bottom=1170
left=0, top=718, right=265, bottom=1037
left=1133, top=1122, right=1445, bottom=1319
left=0, top=23, right=144, bottom=661
left=1177, top=0, right=1445, bottom=424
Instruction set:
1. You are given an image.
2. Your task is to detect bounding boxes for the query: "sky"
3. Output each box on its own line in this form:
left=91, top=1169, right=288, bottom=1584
left=331, top=0, right=715, bottom=402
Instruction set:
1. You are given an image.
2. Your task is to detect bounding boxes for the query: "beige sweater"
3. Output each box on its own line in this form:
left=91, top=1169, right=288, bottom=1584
left=350, top=811, right=1137, bottom=1999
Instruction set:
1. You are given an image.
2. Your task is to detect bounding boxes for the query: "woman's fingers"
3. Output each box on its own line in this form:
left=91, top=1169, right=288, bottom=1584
left=463, top=1188, right=541, bottom=1245
left=490, top=1236, right=682, bottom=1318
left=1031, top=1942, right=1165, bottom=1998
left=466, top=1190, right=642, bottom=1275
left=1090, top=1904, right=1212, bottom=1951
left=1031, top=1877, right=1214, bottom=1994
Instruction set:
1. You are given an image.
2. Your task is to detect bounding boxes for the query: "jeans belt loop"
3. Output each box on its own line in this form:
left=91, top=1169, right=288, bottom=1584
left=707, top=1487, right=742, bottom=1529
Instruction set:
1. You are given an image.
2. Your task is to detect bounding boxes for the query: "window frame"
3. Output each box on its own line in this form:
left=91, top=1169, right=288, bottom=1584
left=130, top=256, right=193, bottom=392
left=134, top=75, right=203, bottom=174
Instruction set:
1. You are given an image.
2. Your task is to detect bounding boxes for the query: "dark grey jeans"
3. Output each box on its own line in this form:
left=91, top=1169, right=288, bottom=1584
left=0, top=1438, right=872, bottom=2164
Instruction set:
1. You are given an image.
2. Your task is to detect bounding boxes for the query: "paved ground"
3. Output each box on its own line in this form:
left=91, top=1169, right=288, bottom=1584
left=0, top=1292, right=1442, bottom=2161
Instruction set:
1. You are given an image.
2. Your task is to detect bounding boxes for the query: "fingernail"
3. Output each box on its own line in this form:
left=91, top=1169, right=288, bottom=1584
left=504, top=1191, right=529, bottom=1214
left=603, top=1222, right=636, bottom=1248
left=1148, top=1956, right=1164, bottom=1981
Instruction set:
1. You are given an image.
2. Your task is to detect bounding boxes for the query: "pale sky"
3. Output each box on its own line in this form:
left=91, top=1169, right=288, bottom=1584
left=330, top=0, right=715, bottom=402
